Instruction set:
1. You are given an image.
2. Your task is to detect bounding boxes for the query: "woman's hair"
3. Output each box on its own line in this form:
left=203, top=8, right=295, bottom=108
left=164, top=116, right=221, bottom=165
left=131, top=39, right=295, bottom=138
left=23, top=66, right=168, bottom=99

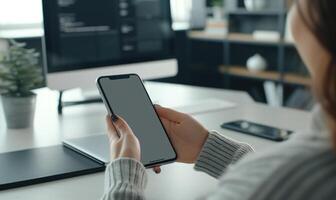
left=297, top=0, right=336, bottom=141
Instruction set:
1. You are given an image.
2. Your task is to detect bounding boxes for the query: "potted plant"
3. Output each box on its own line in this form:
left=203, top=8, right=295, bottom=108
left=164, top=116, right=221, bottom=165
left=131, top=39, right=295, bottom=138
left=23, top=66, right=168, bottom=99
left=210, top=0, right=224, bottom=20
left=0, top=39, right=43, bottom=129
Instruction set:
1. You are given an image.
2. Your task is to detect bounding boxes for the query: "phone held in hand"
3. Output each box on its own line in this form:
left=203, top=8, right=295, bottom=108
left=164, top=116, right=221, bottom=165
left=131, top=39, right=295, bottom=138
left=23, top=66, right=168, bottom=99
left=221, top=120, right=293, bottom=141
left=96, top=74, right=177, bottom=168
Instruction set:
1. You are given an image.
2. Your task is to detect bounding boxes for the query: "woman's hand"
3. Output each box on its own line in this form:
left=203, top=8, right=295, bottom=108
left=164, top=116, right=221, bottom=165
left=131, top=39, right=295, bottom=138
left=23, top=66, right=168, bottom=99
left=105, top=106, right=209, bottom=174
left=105, top=115, right=141, bottom=161
left=155, top=105, right=209, bottom=164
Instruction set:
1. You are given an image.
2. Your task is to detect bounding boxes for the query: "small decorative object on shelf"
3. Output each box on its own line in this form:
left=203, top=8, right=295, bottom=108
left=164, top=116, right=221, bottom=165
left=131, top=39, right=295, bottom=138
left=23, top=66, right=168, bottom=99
left=0, top=39, right=43, bottom=129
left=213, top=7, right=223, bottom=21
left=244, top=0, right=266, bottom=11
left=210, top=0, right=224, bottom=21
left=224, top=0, right=238, bottom=11
left=246, top=54, right=268, bottom=72
left=253, top=30, right=280, bottom=42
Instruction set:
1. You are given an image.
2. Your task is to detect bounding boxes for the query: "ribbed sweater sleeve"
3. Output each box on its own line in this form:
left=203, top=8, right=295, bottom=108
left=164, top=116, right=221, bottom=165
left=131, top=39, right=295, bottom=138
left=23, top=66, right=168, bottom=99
left=194, top=131, right=254, bottom=178
left=101, top=158, right=147, bottom=200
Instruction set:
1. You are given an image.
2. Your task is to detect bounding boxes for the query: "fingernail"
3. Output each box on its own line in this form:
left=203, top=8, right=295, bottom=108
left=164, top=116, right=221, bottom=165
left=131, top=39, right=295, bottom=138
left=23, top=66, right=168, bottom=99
left=111, top=115, right=119, bottom=122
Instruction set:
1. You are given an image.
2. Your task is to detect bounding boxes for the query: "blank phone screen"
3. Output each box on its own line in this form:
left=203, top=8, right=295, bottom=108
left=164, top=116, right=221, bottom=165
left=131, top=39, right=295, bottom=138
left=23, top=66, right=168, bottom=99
left=98, top=75, right=176, bottom=166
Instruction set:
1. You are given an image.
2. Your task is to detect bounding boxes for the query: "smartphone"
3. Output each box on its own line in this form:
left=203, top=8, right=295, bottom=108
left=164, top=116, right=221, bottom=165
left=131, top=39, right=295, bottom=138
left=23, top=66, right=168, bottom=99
left=96, top=74, right=177, bottom=167
left=221, top=120, right=293, bottom=141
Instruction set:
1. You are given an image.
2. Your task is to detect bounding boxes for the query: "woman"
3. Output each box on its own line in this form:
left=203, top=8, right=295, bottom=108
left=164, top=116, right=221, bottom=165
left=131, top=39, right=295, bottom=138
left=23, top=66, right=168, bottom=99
left=102, top=0, right=336, bottom=199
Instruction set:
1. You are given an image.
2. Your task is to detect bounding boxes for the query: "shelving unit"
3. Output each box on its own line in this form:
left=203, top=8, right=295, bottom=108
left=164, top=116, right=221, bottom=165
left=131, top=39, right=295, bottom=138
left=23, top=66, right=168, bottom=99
left=188, top=29, right=309, bottom=87
left=186, top=0, right=312, bottom=109
left=219, top=0, right=310, bottom=107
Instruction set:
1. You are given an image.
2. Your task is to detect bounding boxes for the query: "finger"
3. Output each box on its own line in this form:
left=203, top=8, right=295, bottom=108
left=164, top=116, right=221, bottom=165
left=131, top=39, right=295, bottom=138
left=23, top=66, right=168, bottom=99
left=153, top=166, right=161, bottom=174
left=160, top=117, right=177, bottom=141
left=160, top=117, right=171, bottom=131
left=105, top=115, right=119, bottom=141
left=112, top=115, right=132, bottom=137
left=160, top=117, right=169, bottom=127
left=155, top=105, right=186, bottom=123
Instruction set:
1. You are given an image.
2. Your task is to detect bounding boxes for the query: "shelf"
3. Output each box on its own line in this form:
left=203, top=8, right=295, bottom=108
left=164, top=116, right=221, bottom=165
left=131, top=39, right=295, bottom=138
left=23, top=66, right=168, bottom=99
left=226, top=33, right=294, bottom=45
left=188, top=31, right=294, bottom=46
left=219, top=65, right=311, bottom=86
left=227, top=33, right=277, bottom=44
left=284, top=74, right=311, bottom=86
left=227, top=9, right=286, bottom=16
left=219, top=65, right=281, bottom=81
left=188, top=30, right=226, bottom=41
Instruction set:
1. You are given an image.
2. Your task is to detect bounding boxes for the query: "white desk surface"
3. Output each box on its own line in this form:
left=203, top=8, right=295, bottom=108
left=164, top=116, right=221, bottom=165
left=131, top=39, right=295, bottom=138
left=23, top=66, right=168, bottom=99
left=0, top=82, right=312, bottom=200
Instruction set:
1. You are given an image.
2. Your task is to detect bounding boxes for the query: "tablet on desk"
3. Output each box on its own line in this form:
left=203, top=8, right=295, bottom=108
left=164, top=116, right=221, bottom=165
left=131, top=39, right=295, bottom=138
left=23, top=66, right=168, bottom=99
left=0, top=145, right=105, bottom=190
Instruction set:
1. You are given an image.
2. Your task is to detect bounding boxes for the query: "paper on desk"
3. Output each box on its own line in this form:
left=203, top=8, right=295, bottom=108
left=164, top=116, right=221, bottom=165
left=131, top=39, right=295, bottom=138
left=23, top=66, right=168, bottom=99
left=172, top=99, right=236, bottom=115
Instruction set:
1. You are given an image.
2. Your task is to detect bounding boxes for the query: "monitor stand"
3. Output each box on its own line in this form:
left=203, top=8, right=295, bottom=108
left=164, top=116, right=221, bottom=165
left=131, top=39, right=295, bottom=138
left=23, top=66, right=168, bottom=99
left=57, top=90, right=102, bottom=114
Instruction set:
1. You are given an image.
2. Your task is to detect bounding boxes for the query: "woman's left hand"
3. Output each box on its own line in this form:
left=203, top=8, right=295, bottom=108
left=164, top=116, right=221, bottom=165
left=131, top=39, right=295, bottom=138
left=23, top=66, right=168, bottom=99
left=105, top=115, right=141, bottom=161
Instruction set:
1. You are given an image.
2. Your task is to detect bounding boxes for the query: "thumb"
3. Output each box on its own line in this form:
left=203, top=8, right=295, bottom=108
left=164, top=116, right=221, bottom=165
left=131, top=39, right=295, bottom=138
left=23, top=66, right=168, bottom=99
left=155, top=105, right=186, bottom=123
left=160, top=117, right=170, bottom=131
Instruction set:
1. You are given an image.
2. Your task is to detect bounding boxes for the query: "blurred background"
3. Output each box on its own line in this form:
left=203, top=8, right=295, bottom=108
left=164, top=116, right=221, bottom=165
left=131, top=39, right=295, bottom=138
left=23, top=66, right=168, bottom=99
left=0, top=0, right=312, bottom=111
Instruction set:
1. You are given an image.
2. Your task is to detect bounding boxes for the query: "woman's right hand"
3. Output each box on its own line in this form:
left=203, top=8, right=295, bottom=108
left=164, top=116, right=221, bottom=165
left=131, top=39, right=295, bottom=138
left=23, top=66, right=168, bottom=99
left=155, top=105, right=209, bottom=164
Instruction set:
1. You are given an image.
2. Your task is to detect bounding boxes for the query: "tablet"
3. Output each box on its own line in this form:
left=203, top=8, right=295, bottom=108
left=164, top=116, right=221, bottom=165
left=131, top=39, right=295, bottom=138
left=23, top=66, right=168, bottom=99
left=0, top=145, right=104, bottom=190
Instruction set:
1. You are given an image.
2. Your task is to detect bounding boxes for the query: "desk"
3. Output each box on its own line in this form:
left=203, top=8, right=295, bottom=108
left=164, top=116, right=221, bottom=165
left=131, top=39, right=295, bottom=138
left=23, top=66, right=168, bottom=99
left=0, top=82, right=312, bottom=200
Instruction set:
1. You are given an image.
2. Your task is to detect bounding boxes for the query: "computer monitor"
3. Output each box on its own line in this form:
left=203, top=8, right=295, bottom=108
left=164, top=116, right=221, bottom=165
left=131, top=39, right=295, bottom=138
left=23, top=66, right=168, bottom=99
left=42, top=0, right=178, bottom=91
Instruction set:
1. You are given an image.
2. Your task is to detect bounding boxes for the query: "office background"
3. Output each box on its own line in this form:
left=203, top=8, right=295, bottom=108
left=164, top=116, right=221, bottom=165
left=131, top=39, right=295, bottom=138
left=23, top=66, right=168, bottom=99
left=0, top=0, right=311, bottom=110
left=0, top=0, right=317, bottom=198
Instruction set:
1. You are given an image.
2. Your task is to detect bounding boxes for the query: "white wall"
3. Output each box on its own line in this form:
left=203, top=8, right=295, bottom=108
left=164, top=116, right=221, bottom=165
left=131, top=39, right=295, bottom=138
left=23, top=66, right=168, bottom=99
left=0, top=0, right=43, bottom=28
left=170, top=0, right=192, bottom=23
left=0, top=0, right=192, bottom=30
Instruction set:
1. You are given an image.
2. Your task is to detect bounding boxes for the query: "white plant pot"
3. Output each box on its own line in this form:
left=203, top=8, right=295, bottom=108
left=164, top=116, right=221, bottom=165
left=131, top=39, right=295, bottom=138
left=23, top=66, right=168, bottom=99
left=212, top=6, right=223, bottom=21
left=1, top=94, right=37, bottom=129
left=244, top=0, right=266, bottom=11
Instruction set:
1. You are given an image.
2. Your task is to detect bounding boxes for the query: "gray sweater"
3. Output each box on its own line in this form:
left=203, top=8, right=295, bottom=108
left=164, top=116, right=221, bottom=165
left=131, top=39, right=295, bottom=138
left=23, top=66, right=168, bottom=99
left=101, top=106, right=336, bottom=200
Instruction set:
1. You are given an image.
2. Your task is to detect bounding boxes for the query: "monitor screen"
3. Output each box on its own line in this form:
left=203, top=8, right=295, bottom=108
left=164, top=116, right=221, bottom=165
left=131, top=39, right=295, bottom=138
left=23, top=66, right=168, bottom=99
left=42, top=0, right=174, bottom=73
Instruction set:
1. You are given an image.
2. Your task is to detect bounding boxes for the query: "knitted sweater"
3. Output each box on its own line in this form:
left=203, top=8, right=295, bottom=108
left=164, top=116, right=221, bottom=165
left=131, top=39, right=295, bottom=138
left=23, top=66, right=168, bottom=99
left=101, top=106, right=336, bottom=200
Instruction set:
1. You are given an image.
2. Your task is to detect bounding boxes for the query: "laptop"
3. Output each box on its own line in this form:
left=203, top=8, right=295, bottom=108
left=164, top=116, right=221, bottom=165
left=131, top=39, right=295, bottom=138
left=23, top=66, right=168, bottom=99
left=63, top=134, right=110, bottom=164
left=63, top=98, right=236, bottom=163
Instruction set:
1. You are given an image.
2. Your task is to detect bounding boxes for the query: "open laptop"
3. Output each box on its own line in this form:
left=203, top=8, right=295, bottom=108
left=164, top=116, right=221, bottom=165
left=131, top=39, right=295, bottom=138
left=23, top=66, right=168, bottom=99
left=63, top=134, right=110, bottom=164
left=63, top=98, right=236, bottom=163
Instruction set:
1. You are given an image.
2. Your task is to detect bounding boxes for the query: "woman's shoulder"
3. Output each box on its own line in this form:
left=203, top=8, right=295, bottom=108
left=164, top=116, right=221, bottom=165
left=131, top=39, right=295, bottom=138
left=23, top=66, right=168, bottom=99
left=215, top=130, right=336, bottom=200
left=247, top=132, right=336, bottom=199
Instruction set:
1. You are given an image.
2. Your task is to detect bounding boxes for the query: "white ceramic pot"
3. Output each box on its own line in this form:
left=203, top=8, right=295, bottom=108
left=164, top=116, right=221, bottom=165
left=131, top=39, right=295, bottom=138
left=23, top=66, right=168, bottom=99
left=0, top=39, right=8, bottom=61
left=1, top=93, right=37, bottom=129
left=212, top=6, right=223, bottom=21
left=244, top=0, right=266, bottom=11
left=246, top=54, right=267, bottom=72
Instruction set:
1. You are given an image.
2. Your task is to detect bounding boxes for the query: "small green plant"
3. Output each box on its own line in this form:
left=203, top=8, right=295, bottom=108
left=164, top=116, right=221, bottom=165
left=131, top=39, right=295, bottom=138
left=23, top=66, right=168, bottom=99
left=211, top=0, right=223, bottom=7
left=0, top=40, right=43, bottom=97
